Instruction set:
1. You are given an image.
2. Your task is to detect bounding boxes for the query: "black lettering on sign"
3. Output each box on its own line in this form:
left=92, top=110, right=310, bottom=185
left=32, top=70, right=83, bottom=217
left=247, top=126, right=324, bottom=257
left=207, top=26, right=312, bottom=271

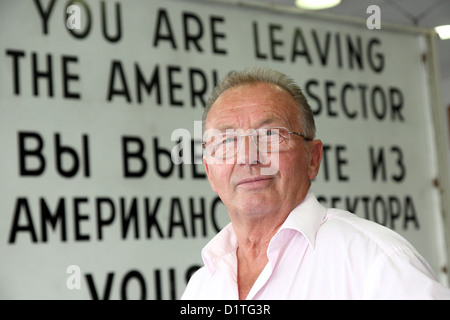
left=324, top=80, right=338, bottom=117
left=153, top=8, right=227, bottom=55
left=5, top=50, right=81, bottom=98
left=96, top=197, right=115, bottom=240
left=5, top=49, right=25, bottom=95
left=40, top=197, right=67, bottom=242
left=369, top=145, right=406, bottom=182
left=7, top=196, right=226, bottom=243
left=74, top=197, right=90, bottom=241
left=34, top=0, right=123, bottom=42
left=189, top=197, right=206, bottom=237
left=303, top=79, right=404, bottom=121
left=18, top=131, right=92, bottom=178
left=120, top=198, right=139, bottom=239
left=291, top=28, right=311, bottom=64
left=189, top=68, right=207, bottom=108
left=185, top=265, right=201, bottom=284
left=153, top=8, right=177, bottom=49
left=9, top=197, right=68, bottom=243
left=121, top=270, right=147, bottom=300
left=33, top=0, right=57, bottom=35
left=367, top=38, right=384, bottom=72
left=304, top=79, right=321, bottom=115
left=107, top=62, right=219, bottom=106
left=316, top=194, right=420, bottom=231
left=269, top=24, right=284, bottom=61
left=135, top=64, right=162, bottom=105
left=55, top=134, right=90, bottom=177
left=122, top=136, right=147, bottom=177
left=318, top=144, right=350, bottom=182
left=62, top=55, right=81, bottom=99
left=145, top=197, right=163, bottom=238
left=18, top=132, right=46, bottom=176
left=168, top=198, right=188, bottom=238
left=8, top=198, right=38, bottom=243
left=85, top=272, right=114, bottom=300
left=252, top=22, right=384, bottom=73
left=154, top=137, right=177, bottom=178
left=32, top=52, right=53, bottom=97
left=100, top=1, right=122, bottom=42
left=210, top=16, right=227, bottom=55
left=85, top=266, right=200, bottom=300
left=121, top=135, right=207, bottom=179
left=107, top=60, right=131, bottom=102
left=341, top=83, right=357, bottom=119
left=167, top=65, right=183, bottom=107
left=183, top=12, right=204, bottom=52
left=312, top=30, right=331, bottom=66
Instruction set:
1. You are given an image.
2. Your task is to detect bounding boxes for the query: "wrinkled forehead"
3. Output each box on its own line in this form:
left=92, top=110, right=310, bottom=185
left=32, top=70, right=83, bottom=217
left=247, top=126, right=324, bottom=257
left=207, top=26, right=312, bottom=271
left=205, top=83, right=300, bottom=132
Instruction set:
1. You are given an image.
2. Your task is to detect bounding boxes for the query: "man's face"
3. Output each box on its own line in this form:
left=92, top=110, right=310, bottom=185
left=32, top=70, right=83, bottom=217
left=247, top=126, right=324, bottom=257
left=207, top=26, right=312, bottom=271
left=203, top=82, right=322, bottom=217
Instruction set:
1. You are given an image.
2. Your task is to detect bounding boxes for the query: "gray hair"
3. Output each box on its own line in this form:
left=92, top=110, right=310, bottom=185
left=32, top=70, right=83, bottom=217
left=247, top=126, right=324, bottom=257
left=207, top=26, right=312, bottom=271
left=202, top=66, right=316, bottom=139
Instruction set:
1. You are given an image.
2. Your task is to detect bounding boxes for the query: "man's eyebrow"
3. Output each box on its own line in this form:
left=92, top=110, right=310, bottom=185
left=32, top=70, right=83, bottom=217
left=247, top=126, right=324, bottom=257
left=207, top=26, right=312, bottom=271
left=257, top=117, right=279, bottom=128
left=215, top=124, right=235, bottom=131
left=214, top=117, right=286, bottom=131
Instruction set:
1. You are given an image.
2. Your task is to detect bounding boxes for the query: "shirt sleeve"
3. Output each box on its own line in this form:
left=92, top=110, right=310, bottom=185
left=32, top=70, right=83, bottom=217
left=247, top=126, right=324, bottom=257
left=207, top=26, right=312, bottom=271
left=363, top=245, right=450, bottom=300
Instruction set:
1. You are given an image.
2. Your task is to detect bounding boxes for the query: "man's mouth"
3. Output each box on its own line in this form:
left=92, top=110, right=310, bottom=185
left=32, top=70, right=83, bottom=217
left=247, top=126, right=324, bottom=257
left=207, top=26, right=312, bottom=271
left=235, top=176, right=274, bottom=188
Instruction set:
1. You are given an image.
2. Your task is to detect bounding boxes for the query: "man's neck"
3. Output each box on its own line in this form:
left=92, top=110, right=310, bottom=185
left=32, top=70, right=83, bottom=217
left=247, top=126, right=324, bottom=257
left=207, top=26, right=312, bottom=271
left=231, top=211, right=287, bottom=300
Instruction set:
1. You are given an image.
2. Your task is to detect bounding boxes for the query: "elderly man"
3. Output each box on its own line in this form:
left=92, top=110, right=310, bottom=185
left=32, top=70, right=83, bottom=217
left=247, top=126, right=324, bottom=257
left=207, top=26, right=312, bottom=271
left=181, top=67, right=450, bottom=300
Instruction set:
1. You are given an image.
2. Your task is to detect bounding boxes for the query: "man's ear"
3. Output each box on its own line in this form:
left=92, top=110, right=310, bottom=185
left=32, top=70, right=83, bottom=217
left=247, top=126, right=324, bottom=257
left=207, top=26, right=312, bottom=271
left=308, top=139, right=323, bottom=180
left=203, top=156, right=217, bottom=193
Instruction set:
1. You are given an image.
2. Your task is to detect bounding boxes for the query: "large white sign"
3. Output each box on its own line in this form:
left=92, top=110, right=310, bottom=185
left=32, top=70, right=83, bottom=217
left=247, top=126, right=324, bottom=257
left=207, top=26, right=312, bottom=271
left=0, top=0, right=447, bottom=299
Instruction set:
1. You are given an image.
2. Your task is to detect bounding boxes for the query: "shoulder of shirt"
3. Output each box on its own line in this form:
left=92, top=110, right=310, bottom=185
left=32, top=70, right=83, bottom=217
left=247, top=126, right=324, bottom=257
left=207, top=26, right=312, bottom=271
left=319, top=207, right=419, bottom=256
left=181, top=266, right=211, bottom=299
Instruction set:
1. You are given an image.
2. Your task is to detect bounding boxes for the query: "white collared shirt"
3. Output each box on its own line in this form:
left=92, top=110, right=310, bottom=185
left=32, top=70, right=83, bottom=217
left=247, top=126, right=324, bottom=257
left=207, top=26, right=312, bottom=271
left=181, top=192, right=450, bottom=300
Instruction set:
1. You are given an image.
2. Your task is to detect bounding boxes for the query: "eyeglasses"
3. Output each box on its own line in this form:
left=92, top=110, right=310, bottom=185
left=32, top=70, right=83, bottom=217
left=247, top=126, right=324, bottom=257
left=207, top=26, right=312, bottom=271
left=202, top=127, right=312, bottom=159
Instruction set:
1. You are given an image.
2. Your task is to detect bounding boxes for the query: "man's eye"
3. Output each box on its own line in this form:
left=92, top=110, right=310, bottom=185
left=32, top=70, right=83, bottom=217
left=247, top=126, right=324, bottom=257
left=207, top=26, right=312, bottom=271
left=265, top=129, right=279, bottom=136
left=222, top=136, right=236, bottom=144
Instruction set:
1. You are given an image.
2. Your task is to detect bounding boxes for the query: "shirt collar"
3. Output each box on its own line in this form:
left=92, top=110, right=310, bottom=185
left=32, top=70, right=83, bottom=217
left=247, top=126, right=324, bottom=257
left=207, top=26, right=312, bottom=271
left=277, top=191, right=327, bottom=248
left=201, top=223, right=238, bottom=275
left=201, top=191, right=327, bottom=274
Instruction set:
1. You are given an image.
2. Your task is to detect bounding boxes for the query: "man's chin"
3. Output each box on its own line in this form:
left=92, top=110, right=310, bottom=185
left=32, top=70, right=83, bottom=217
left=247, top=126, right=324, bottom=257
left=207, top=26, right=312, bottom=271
left=233, top=194, right=276, bottom=215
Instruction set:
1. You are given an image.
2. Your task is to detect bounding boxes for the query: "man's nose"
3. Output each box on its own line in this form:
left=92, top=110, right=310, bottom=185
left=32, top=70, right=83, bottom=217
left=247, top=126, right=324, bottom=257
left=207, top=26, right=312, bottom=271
left=236, top=135, right=259, bottom=165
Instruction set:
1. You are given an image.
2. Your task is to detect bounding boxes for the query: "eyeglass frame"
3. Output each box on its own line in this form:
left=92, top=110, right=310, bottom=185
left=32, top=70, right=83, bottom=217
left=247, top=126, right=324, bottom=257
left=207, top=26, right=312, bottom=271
left=201, top=127, right=312, bottom=159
